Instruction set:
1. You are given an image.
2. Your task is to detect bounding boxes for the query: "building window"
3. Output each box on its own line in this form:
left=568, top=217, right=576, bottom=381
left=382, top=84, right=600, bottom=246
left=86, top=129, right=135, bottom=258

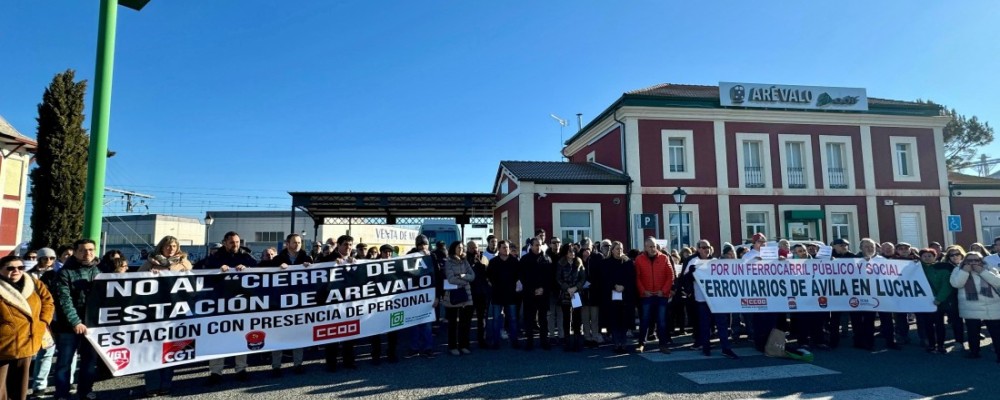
left=558, top=210, right=592, bottom=243
left=661, top=130, right=695, bottom=179
left=500, top=179, right=509, bottom=195
left=586, top=151, right=596, bottom=163
left=889, top=136, right=920, bottom=182
left=894, top=205, right=926, bottom=248
left=667, top=211, right=692, bottom=249
left=255, top=232, right=284, bottom=242
left=826, top=143, right=848, bottom=189
left=743, top=141, right=765, bottom=188
left=785, top=141, right=806, bottom=189
left=668, top=138, right=686, bottom=172
left=500, top=213, right=509, bottom=241
left=745, top=211, right=767, bottom=239
left=830, top=212, right=851, bottom=240
left=980, top=211, right=1000, bottom=244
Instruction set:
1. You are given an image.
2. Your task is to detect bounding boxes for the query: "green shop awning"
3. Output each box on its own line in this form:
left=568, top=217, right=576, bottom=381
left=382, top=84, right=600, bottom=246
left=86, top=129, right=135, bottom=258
left=784, top=210, right=825, bottom=220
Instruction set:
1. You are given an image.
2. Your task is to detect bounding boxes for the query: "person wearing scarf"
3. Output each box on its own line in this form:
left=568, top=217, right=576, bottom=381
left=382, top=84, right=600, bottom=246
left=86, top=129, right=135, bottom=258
left=950, top=251, right=1000, bottom=362
left=0, top=255, right=55, bottom=400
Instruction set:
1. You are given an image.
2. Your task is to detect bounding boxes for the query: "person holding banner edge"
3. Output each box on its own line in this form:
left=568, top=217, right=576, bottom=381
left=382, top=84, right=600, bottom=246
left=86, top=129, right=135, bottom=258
left=404, top=235, right=440, bottom=359
left=262, top=233, right=313, bottom=376
left=136, top=236, right=193, bottom=396
left=204, top=232, right=257, bottom=385
left=52, top=239, right=101, bottom=400
left=0, top=255, right=54, bottom=400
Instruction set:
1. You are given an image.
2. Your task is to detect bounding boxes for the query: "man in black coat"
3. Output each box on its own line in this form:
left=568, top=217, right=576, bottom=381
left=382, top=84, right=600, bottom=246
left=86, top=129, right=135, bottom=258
left=519, top=238, right=554, bottom=350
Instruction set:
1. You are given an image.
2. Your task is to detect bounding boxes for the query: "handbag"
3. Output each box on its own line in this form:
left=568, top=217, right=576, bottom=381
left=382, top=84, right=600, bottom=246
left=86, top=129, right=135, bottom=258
left=449, top=287, right=469, bottom=304
left=764, top=328, right=788, bottom=358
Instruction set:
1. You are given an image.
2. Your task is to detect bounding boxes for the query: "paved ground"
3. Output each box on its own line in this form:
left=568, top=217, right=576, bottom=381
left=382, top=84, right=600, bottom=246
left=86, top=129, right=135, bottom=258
left=60, top=329, right=998, bottom=399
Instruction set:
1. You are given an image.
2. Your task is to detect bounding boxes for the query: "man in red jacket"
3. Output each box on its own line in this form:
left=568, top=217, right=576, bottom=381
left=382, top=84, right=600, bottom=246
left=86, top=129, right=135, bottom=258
left=635, top=237, right=675, bottom=353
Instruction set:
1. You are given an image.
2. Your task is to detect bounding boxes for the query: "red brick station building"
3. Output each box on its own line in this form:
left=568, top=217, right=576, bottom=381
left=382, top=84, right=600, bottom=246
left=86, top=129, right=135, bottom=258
left=493, top=82, right=1000, bottom=250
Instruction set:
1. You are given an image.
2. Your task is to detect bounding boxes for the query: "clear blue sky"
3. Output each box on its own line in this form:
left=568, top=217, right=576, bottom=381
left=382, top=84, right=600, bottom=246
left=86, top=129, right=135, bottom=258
left=2, top=1, right=999, bottom=219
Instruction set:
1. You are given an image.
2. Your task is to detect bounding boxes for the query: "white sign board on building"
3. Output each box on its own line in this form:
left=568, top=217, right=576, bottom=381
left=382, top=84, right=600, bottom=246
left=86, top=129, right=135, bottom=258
left=719, top=82, right=868, bottom=111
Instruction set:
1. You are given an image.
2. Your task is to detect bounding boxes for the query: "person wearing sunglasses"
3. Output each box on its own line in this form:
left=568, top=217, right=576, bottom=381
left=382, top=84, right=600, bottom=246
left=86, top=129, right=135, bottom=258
left=0, top=255, right=55, bottom=400
left=950, top=251, right=1000, bottom=362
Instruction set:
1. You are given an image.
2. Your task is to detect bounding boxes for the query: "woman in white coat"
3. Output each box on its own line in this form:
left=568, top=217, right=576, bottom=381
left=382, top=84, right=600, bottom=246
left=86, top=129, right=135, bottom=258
left=950, top=251, right=1000, bottom=361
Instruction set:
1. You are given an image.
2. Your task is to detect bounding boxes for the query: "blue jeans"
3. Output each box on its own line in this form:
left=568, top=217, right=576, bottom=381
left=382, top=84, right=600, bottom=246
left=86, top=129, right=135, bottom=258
left=488, top=304, right=518, bottom=345
left=54, top=333, right=97, bottom=398
left=408, top=322, right=434, bottom=352
left=30, top=345, right=55, bottom=392
left=639, top=297, right=669, bottom=346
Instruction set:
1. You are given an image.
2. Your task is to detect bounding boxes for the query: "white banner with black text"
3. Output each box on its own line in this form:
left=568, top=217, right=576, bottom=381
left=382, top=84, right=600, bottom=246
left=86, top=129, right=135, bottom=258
left=693, top=258, right=936, bottom=313
left=84, top=254, right=436, bottom=376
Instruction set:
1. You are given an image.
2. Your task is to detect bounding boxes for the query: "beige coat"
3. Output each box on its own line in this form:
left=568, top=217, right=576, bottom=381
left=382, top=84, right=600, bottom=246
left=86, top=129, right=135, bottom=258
left=139, top=253, right=193, bottom=272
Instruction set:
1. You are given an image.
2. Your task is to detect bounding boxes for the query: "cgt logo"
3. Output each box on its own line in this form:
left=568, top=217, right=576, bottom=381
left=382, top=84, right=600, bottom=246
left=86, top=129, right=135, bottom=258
left=818, top=296, right=829, bottom=309
left=313, top=320, right=361, bottom=341
left=390, top=311, right=405, bottom=328
left=162, top=339, right=196, bottom=364
left=107, top=348, right=130, bottom=371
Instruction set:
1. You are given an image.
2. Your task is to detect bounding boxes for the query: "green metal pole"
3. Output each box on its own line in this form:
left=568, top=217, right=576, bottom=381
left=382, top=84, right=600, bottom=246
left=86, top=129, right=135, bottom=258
left=82, top=0, right=119, bottom=247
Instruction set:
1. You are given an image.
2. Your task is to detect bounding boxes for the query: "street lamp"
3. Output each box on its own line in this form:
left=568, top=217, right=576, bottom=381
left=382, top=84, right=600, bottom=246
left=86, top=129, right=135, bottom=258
left=81, top=0, right=151, bottom=246
left=204, top=214, right=214, bottom=258
left=672, top=187, right=688, bottom=251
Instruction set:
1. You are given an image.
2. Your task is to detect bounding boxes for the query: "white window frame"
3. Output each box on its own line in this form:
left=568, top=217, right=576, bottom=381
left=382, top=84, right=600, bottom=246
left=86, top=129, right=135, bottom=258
left=586, top=151, right=596, bottom=163
left=739, top=204, right=775, bottom=242
left=662, top=203, right=700, bottom=251
left=818, top=135, right=855, bottom=191
left=825, top=205, right=859, bottom=245
left=551, top=203, right=603, bottom=243
left=500, top=179, right=510, bottom=195
left=889, top=136, right=921, bottom=182
left=893, top=205, right=927, bottom=248
left=777, top=134, right=814, bottom=190
left=973, top=204, right=1000, bottom=244
left=736, top=133, right=773, bottom=189
left=661, top=129, right=695, bottom=180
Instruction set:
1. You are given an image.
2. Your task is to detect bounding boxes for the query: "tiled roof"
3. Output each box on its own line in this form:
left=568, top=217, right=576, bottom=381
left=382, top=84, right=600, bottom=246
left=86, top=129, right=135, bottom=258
left=625, top=83, right=925, bottom=106
left=949, top=172, right=1000, bottom=186
left=0, top=114, right=37, bottom=150
left=500, top=161, right=630, bottom=184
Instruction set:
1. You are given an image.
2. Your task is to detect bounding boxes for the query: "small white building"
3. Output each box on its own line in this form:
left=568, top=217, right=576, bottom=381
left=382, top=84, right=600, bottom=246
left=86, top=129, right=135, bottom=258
left=101, top=214, right=204, bottom=261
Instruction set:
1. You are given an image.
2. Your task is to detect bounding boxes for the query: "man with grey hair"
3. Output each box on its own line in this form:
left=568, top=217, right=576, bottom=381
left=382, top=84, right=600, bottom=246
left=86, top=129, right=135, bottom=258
left=599, top=239, right=612, bottom=258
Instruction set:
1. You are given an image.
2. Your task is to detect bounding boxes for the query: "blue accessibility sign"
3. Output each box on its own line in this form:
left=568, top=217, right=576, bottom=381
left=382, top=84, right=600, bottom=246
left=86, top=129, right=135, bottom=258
left=948, top=215, right=962, bottom=232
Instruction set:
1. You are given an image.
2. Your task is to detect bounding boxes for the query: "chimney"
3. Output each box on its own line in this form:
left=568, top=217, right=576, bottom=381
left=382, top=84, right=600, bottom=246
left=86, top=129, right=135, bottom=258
left=576, top=113, right=583, bottom=132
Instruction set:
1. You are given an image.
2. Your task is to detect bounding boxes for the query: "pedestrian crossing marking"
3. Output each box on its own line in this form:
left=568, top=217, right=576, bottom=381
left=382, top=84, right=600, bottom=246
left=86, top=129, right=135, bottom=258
left=639, top=347, right=760, bottom=362
left=680, top=364, right=838, bottom=384
left=739, top=386, right=927, bottom=399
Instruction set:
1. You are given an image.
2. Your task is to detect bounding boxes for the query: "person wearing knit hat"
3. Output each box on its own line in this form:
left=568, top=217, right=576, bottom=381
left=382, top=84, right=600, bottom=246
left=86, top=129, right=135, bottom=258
left=742, top=233, right=766, bottom=261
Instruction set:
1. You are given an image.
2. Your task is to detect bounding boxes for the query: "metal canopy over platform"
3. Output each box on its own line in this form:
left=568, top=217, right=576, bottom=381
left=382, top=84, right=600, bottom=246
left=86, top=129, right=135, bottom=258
left=289, top=192, right=496, bottom=231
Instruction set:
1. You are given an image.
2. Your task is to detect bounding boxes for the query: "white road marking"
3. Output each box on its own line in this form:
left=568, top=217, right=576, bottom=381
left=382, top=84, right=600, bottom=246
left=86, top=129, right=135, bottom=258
left=679, top=364, right=838, bottom=384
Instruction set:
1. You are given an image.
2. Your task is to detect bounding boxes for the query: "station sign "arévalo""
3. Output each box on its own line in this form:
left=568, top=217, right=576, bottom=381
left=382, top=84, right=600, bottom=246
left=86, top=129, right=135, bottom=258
left=720, top=82, right=868, bottom=111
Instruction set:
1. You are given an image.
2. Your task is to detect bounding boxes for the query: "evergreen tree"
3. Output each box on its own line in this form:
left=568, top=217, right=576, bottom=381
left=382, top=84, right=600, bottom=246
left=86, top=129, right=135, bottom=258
left=30, top=70, right=89, bottom=250
left=917, top=99, right=995, bottom=170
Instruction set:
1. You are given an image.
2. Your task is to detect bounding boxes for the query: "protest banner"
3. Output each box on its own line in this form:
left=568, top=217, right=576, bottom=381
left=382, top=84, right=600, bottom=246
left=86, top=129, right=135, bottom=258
left=693, top=258, right=936, bottom=313
left=84, top=254, right=436, bottom=376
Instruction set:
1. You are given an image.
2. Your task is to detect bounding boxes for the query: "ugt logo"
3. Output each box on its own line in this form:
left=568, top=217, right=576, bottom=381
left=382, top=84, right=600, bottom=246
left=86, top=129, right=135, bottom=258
left=390, top=311, right=405, bottom=328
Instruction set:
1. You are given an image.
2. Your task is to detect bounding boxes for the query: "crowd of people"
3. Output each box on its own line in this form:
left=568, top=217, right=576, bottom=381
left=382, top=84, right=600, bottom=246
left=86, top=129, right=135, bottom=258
left=1, top=229, right=999, bottom=399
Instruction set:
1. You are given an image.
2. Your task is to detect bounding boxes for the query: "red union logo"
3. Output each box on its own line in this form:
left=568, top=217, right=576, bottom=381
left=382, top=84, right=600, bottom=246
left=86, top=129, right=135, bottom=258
left=740, top=298, right=767, bottom=306
left=162, top=339, right=196, bottom=364
left=313, top=320, right=361, bottom=341
left=818, top=296, right=829, bottom=308
left=107, top=348, right=130, bottom=370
